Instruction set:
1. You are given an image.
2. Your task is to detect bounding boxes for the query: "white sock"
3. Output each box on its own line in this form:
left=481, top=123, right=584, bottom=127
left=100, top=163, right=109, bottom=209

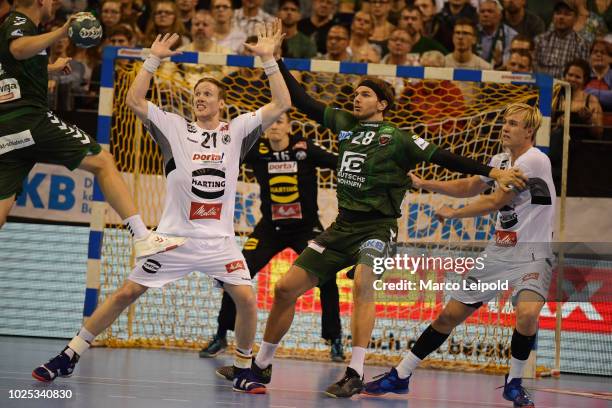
left=348, top=346, right=366, bottom=377
left=234, top=349, right=252, bottom=369
left=508, top=356, right=527, bottom=382
left=396, top=351, right=422, bottom=379
left=123, top=215, right=148, bottom=239
left=255, top=341, right=278, bottom=369
left=65, top=327, right=95, bottom=358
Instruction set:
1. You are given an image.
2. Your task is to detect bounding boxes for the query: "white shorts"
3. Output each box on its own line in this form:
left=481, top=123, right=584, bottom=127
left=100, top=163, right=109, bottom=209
left=451, top=254, right=553, bottom=306
left=128, top=237, right=252, bottom=288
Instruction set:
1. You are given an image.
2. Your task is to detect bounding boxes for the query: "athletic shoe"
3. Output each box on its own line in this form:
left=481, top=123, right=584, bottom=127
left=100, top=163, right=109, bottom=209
left=502, top=374, right=535, bottom=408
left=32, top=347, right=79, bottom=382
left=216, top=359, right=272, bottom=384
left=233, top=368, right=266, bottom=394
left=216, top=365, right=234, bottom=381
left=134, top=232, right=186, bottom=259
left=324, top=367, right=364, bottom=398
left=330, top=338, right=345, bottom=362
left=199, top=335, right=227, bottom=358
left=363, top=367, right=410, bottom=395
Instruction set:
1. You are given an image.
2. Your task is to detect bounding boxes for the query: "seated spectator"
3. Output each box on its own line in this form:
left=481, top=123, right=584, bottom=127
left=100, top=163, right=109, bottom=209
left=588, top=0, right=612, bottom=33
left=233, top=0, right=274, bottom=37
left=176, top=0, right=197, bottom=32
left=316, top=24, right=351, bottom=61
left=211, top=0, right=247, bottom=53
left=433, top=0, right=478, bottom=52
left=534, top=0, right=589, bottom=79
left=502, top=0, right=545, bottom=38
left=557, top=58, right=604, bottom=139
left=477, top=0, right=517, bottom=69
left=382, top=28, right=416, bottom=95
left=119, top=0, right=146, bottom=33
left=388, top=0, right=407, bottom=26
left=349, top=11, right=381, bottom=62
left=101, top=0, right=123, bottom=36
left=298, top=0, right=338, bottom=54
left=586, top=39, right=612, bottom=112
left=509, top=34, right=534, bottom=56
left=175, top=10, right=234, bottom=87
left=415, top=0, right=440, bottom=38
left=369, top=0, right=396, bottom=45
left=399, top=50, right=466, bottom=134
left=399, top=5, right=447, bottom=55
left=304, top=24, right=359, bottom=108
left=572, top=0, right=608, bottom=44
left=505, top=49, right=532, bottom=72
left=143, top=0, right=190, bottom=47
left=444, top=18, right=491, bottom=69
left=278, top=0, right=317, bottom=58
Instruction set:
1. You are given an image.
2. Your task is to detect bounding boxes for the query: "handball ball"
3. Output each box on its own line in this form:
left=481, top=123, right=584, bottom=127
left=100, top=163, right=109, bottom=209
left=68, top=13, right=103, bottom=48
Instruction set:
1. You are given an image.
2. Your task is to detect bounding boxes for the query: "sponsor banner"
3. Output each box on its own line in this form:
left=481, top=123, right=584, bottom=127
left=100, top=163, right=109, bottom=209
left=10, top=168, right=612, bottom=243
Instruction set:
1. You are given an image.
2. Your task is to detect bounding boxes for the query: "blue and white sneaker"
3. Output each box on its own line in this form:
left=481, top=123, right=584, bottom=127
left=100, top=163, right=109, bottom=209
left=32, top=347, right=79, bottom=382
left=502, top=374, right=535, bottom=408
left=233, top=368, right=267, bottom=394
left=363, top=367, right=410, bottom=395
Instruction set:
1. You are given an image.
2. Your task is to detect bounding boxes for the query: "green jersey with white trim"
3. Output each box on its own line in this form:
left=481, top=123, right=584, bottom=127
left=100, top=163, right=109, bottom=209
left=323, top=107, right=438, bottom=218
left=0, top=12, right=48, bottom=114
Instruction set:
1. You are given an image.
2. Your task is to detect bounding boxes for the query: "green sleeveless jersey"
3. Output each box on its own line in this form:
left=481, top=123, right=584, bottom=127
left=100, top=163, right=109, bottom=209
left=0, top=12, right=49, bottom=115
left=323, top=107, right=438, bottom=218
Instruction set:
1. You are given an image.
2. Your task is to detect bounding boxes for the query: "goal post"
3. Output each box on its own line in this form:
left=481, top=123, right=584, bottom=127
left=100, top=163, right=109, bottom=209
left=88, top=46, right=568, bottom=374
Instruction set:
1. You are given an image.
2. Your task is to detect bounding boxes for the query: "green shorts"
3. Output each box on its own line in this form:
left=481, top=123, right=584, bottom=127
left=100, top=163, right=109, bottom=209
left=294, top=215, right=398, bottom=284
left=0, top=110, right=101, bottom=199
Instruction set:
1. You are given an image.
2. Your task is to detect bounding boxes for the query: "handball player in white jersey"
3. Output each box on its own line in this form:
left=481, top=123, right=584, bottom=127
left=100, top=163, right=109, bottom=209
left=33, top=20, right=290, bottom=394
left=364, top=103, right=555, bottom=408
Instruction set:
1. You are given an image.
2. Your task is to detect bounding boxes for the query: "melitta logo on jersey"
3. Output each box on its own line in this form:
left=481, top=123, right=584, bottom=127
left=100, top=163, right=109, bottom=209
left=192, top=152, right=224, bottom=165
left=268, top=161, right=297, bottom=174
left=271, top=203, right=303, bottom=220
left=292, top=141, right=307, bottom=150
left=494, top=230, right=517, bottom=247
left=0, top=79, right=21, bottom=103
left=339, top=151, right=366, bottom=173
left=225, top=260, right=246, bottom=273
left=189, top=202, right=222, bottom=220
left=191, top=168, right=225, bottom=199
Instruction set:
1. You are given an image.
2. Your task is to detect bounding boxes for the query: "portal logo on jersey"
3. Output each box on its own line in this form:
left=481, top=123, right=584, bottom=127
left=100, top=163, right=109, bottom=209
left=340, top=151, right=366, bottom=173
left=225, top=260, right=246, bottom=273
left=192, top=152, right=224, bottom=165
left=339, top=131, right=352, bottom=141
left=272, top=203, right=303, bottom=220
left=192, top=168, right=225, bottom=199
left=268, top=161, right=297, bottom=174
left=189, top=202, right=222, bottom=220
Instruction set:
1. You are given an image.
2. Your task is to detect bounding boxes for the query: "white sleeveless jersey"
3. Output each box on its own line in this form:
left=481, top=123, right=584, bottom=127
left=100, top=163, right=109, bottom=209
left=480, top=147, right=556, bottom=260
left=145, top=102, right=263, bottom=238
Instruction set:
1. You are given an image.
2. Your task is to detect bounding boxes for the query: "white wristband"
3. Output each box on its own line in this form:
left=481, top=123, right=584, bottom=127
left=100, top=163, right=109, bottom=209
left=143, top=55, right=161, bottom=74
left=262, top=59, right=279, bottom=76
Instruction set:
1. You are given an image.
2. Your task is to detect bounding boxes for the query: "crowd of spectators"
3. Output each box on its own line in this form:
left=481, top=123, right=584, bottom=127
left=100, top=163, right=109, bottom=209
left=1, top=0, right=611, bottom=139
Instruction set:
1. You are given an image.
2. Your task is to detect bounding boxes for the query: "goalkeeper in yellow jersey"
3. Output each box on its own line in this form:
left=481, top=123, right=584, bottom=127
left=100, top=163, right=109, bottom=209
left=239, top=59, right=528, bottom=397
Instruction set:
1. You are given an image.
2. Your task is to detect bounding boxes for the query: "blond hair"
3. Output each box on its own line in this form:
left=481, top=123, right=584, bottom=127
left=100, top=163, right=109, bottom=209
left=504, top=103, right=542, bottom=141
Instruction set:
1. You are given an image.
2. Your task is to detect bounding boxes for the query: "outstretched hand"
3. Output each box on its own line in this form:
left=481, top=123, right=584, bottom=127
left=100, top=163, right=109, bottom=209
left=150, top=33, right=182, bottom=59
left=491, top=167, right=527, bottom=192
left=243, top=18, right=284, bottom=60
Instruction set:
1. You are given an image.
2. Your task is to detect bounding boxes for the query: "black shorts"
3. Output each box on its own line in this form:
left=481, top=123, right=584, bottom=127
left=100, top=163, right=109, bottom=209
left=0, top=110, right=101, bottom=199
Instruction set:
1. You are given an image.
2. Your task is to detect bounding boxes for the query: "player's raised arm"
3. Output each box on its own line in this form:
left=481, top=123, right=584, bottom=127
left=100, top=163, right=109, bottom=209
left=409, top=173, right=489, bottom=198
left=276, top=57, right=327, bottom=126
left=9, top=17, right=71, bottom=60
left=126, top=33, right=182, bottom=122
left=244, top=19, right=291, bottom=130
